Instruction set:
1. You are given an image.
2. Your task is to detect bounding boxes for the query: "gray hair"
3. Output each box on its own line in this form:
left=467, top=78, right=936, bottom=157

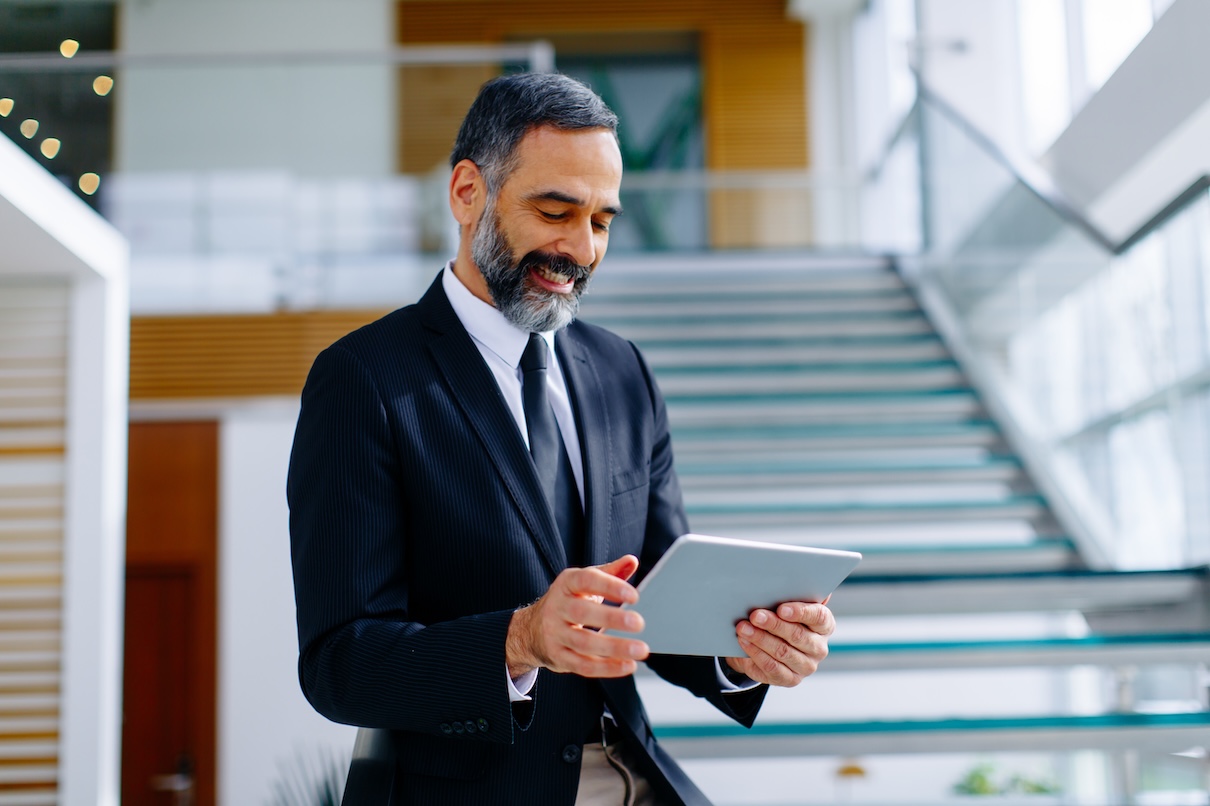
left=450, top=72, right=619, bottom=192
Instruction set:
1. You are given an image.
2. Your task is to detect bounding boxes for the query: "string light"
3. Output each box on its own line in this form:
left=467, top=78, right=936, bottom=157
left=40, top=139, right=61, bottom=159
left=0, top=99, right=12, bottom=117
left=93, top=76, right=113, bottom=96
left=79, top=173, right=100, bottom=195
left=59, top=39, right=79, bottom=58
left=19, top=119, right=38, bottom=139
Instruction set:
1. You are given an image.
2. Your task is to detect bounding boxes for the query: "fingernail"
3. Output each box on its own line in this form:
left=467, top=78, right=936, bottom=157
left=624, top=613, right=641, bottom=631
left=752, top=611, right=768, bottom=627
left=779, top=605, right=794, bottom=619
left=630, top=642, right=648, bottom=659
left=739, top=623, right=755, bottom=637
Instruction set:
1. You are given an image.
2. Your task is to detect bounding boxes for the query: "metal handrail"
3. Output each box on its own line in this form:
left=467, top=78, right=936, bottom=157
left=912, top=80, right=1209, bottom=256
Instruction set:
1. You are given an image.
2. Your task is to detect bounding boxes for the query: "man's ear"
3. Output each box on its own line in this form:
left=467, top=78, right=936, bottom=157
left=449, top=159, right=486, bottom=228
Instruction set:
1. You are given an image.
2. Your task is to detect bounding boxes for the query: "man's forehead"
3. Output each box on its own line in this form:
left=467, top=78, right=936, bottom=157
left=506, top=127, right=623, bottom=210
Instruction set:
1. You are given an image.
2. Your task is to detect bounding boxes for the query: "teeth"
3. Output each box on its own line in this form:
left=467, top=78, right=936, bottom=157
left=537, top=266, right=571, bottom=284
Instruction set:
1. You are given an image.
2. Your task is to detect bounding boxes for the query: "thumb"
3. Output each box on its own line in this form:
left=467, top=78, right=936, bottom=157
left=599, top=554, right=640, bottom=582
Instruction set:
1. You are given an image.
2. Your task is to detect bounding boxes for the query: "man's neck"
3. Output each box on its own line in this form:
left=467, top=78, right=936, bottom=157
left=452, top=250, right=494, bottom=306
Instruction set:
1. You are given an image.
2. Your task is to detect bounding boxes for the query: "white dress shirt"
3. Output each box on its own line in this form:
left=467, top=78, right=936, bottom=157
left=441, top=264, right=755, bottom=702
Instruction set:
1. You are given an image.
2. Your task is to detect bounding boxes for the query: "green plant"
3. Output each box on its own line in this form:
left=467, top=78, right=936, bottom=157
left=269, top=744, right=348, bottom=806
left=953, top=761, right=1062, bottom=796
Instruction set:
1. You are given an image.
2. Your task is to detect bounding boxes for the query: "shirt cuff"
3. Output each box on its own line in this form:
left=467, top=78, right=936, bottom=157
left=506, top=666, right=539, bottom=703
left=715, top=657, right=760, bottom=692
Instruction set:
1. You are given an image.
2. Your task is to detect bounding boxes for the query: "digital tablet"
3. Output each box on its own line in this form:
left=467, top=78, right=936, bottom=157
left=618, top=534, right=862, bottom=657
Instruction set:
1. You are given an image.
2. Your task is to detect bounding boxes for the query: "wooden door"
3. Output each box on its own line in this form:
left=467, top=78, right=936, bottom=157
left=122, top=422, right=217, bottom=806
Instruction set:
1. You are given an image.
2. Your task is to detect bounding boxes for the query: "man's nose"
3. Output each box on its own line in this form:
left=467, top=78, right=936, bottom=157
left=557, top=219, right=597, bottom=268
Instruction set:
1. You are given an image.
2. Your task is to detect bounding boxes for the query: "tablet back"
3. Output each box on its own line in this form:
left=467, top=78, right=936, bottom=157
left=623, top=534, right=861, bottom=656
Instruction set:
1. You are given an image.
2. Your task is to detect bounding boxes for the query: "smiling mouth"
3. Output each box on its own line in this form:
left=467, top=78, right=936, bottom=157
left=530, top=264, right=576, bottom=293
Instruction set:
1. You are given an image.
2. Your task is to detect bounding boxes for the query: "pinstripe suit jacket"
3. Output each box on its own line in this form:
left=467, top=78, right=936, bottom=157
left=288, top=271, right=767, bottom=805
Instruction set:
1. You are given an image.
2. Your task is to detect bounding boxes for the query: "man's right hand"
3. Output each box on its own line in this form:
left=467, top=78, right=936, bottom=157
left=506, top=555, right=649, bottom=678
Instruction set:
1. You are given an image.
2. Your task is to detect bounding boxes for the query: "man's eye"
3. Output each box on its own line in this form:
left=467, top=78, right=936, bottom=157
left=540, top=211, right=567, bottom=221
left=593, top=220, right=610, bottom=233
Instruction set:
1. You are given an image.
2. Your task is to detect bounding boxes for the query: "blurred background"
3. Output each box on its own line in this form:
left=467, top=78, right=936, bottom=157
left=1, top=0, right=1209, bottom=803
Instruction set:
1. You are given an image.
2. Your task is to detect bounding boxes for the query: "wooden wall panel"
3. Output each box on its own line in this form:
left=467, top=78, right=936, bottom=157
left=395, top=1, right=809, bottom=185
left=398, top=63, right=498, bottom=173
left=129, top=310, right=385, bottom=400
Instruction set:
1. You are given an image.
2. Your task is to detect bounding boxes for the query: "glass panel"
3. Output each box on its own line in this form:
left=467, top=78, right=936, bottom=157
left=1016, top=0, right=1073, bottom=154
left=1081, top=0, right=1154, bottom=93
left=906, top=76, right=1210, bottom=569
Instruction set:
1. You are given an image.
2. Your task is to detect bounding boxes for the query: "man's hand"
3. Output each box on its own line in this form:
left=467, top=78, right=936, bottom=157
left=507, top=555, right=649, bottom=679
left=724, top=600, right=835, bottom=687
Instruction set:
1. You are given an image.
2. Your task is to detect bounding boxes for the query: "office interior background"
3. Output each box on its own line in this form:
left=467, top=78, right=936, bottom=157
left=1, top=0, right=1208, bottom=803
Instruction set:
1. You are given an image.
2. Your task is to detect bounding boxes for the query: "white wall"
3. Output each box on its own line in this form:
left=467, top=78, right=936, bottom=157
left=219, top=404, right=355, bottom=805
left=116, top=0, right=397, bottom=176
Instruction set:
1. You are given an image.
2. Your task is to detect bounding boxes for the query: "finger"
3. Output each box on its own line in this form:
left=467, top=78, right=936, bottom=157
left=737, top=619, right=814, bottom=676
left=749, top=608, right=829, bottom=654
left=554, top=649, right=640, bottom=678
left=562, top=625, right=649, bottom=663
left=772, top=602, right=836, bottom=636
left=561, top=596, right=645, bottom=634
left=735, top=634, right=805, bottom=687
left=599, top=554, right=640, bottom=583
left=561, top=566, right=639, bottom=605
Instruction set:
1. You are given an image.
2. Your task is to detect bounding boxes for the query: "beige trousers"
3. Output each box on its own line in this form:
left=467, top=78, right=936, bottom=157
left=574, top=740, right=660, bottom=806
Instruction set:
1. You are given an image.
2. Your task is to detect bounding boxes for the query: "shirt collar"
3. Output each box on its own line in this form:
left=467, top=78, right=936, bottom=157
left=442, top=261, right=557, bottom=369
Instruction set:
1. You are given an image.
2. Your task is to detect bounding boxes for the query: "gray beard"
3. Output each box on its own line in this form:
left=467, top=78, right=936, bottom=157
left=470, top=205, right=591, bottom=333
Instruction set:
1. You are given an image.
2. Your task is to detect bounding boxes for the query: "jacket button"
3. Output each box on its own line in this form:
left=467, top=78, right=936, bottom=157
left=439, top=723, right=453, bottom=735
left=453, top=721, right=465, bottom=734
left=465, top=720, right=477, bottom=734
left=477, top=718, right=490, bottom=732
left=561, top=744, right=581, bottom=764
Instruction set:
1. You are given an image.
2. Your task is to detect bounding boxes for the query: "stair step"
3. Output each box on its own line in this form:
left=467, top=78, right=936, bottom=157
left=643, top=340, right=952, bottom=366
left=688, top=497, right=1046, bottom=528
left=671, top=421, right=1003, bottom=454
left=850, top=540, right=1078, bottom=575
left=678, top=458, right=1020, bottom=488
left=655, top=711, right=1210, bottom=758
left=582, top=295, right=918, bottom=318
left=667, top=392, right=983, bottom=426
left=832, top=568, right=1207, bottom=617
left=605, top=317, right=935, bottom=341
left=824, top=632, right=1210, bottom=671
left=656, top=365, right=966, bottom=395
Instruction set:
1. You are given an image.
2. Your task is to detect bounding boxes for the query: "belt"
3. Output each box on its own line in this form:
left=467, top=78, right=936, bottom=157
left=585, top=714, right=624, bottom=746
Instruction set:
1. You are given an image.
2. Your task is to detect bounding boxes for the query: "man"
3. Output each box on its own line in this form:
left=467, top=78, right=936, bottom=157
left=289, top=72, right=835, bottom=805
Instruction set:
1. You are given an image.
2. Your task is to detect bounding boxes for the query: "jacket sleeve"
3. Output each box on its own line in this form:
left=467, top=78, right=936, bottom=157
left=287, top=344, right=519, bottom=744
left=628, top=343, right=769, bottom=727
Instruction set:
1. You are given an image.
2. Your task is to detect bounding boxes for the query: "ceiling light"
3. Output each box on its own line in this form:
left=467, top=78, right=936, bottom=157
left=79, top=173, right=100, bottom=195
left=0, top=99, right=12, bottom=117
left=40, top=139, right=61, bottom=159
left=19, top=119, right=38, bottom=139
left=60, top=40, right=79, bottom=58
left=93, top=76, right=114, bottom=96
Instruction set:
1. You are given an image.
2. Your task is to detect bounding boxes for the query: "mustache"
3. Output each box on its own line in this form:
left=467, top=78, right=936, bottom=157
left=517, top=251, right=592, bottom=283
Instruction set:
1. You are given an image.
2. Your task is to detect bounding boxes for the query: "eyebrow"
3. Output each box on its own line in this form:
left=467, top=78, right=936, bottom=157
left=528, top=190, right=623, bottom=217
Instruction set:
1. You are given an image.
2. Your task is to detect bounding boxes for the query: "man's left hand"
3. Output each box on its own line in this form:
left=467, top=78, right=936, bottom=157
left=724, top=601, right=835, bottom=687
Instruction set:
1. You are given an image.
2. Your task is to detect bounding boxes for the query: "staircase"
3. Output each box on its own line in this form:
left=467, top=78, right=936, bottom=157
left=579, top=253, right=1210, bottom=803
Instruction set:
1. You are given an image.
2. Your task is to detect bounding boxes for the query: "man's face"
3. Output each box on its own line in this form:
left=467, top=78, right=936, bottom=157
left=469, top=126, right=623, bottom=333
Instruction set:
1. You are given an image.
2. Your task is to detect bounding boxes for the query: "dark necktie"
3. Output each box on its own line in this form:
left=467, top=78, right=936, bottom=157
left=520, top=333, right=584, bottom=567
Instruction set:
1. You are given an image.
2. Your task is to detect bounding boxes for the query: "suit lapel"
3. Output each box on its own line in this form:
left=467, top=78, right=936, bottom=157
left=557, top=328, right=613, bottom=567
left=417, top=274, right=567, bottom=578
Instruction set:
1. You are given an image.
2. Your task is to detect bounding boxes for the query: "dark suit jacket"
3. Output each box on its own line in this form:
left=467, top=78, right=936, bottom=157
left=288, top=271, right=767, bottom=805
